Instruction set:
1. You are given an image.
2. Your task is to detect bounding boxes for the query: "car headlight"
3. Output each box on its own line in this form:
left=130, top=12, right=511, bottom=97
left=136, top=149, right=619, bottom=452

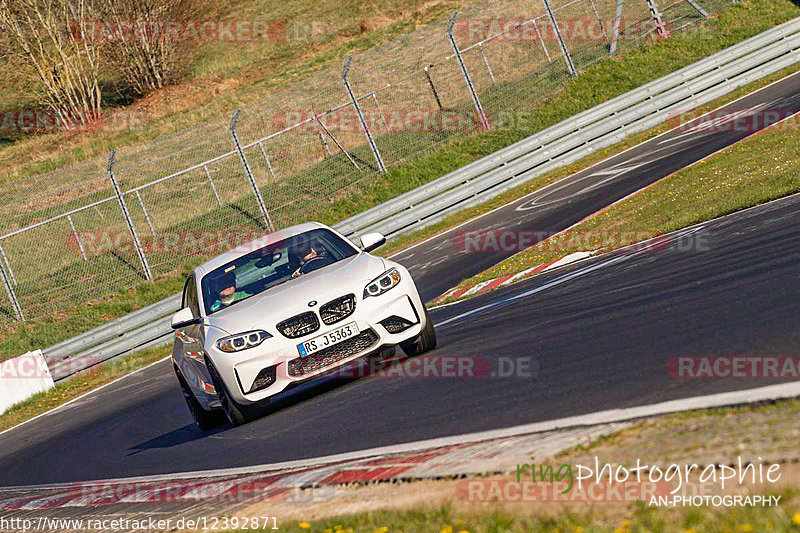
left=216, top=330, right=272, bottom=353
left=364, top=268, right=402, bottom=298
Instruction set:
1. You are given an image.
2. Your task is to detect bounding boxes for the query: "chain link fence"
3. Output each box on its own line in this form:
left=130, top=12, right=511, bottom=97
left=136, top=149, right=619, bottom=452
left=0, top=0, right=734, bottom=325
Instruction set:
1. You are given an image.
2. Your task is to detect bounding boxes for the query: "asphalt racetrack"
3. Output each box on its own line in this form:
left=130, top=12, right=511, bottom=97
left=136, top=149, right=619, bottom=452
left=0, top=73, right=798, bottom=487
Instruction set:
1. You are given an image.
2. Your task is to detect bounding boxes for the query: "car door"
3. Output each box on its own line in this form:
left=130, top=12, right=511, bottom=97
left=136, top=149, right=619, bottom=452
left=174, top=275, right=219, bottom=409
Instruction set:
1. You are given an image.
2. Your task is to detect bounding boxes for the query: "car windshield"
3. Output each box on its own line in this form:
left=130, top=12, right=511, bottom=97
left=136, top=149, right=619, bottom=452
left=200, top=229, right=358, bottom=315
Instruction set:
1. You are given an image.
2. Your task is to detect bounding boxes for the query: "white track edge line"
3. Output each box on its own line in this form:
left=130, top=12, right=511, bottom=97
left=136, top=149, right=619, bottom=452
left=7, top=381, right=799, bottom=491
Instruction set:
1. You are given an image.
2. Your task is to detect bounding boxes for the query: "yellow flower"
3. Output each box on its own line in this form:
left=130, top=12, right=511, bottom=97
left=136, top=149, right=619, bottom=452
left=299, top=523, right=311, bottom=530
left=334, top=526, right=342, bottom=531
left=739, top=525, right=754, bottom=533
left=441, top=527, right=453, bottom=533
left=373, top=528, right=389, bottom=533
left=684, top=529, right=697, bottom=533
left=621, top=520, right=630, bottom=528
left=458, top=530, right=469, bottom=533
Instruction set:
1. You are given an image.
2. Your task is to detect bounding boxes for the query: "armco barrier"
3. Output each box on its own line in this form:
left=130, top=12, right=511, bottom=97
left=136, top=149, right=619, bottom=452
left=335, top=17, right=800, bottom=238
left=42, top=18, right=800, bottom=382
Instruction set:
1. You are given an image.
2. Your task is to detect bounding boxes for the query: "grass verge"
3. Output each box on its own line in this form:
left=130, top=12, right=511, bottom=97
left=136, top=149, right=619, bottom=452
left=435, top=76, right=800, bottom=304
left=240, top=399, right=800, bottom=532
left=0, top=345, right=170, bottom=433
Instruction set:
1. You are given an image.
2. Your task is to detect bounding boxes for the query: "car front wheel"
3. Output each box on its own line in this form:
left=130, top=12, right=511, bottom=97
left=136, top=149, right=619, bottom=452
left=204, top=356, right=255, bottom=427
left=400, top=306, right=437, bottom=356
left=174, top=365, right=225, bottom=431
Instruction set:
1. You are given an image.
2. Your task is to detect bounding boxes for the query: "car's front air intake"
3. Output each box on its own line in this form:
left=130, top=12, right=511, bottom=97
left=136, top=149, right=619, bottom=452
left=320, top=294, right=356, bottom=325
left=277, top=311, right=320, bottom=339
left=288, top=329, right=379, bottom=377
left=379, top=315, right=415, bottom=334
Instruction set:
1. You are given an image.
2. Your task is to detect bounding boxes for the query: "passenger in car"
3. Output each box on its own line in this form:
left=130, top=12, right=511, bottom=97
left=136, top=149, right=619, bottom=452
left=209, top=271, right=252, bottom=312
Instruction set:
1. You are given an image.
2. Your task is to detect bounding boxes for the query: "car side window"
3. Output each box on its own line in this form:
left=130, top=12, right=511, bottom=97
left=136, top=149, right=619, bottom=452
left=183, top=276, right=200, bottom=318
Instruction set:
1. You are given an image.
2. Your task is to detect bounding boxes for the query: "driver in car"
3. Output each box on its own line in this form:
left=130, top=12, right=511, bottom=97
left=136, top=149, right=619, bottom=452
left=209, top=271, right=251, bottom=312
left=290, top=238, right=327, bottom=278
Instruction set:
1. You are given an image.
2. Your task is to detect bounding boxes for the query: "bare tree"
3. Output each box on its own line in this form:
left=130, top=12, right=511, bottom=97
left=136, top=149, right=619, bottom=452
left=93, top=0, right=203, bottom=98
left=0, top=0, right=101, bottom=130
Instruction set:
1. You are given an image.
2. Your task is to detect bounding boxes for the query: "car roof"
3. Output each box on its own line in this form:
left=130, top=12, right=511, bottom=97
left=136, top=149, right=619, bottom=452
left=194, top=221, right=330, bottom=277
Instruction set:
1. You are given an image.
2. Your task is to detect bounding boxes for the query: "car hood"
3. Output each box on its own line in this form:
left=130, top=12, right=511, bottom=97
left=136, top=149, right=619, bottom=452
left=205, top=252, right=387, bottom=334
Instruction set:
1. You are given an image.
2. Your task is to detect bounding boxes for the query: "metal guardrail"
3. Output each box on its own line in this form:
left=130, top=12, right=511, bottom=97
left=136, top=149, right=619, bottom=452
left=43, top=18, right=800, bottom=382
left=335, top=17, right=800, bottom=239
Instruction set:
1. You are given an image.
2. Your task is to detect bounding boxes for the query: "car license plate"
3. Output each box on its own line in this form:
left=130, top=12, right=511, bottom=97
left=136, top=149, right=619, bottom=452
left=297, top=322, right=359, bottom=357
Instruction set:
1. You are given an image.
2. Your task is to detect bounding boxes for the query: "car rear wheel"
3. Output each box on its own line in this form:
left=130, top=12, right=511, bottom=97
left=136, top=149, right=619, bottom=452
left=204, top=356, right=255, bottom=427
left=400, top=306, right=437, bottom=356
left=174, top=365, right=225, bottom=431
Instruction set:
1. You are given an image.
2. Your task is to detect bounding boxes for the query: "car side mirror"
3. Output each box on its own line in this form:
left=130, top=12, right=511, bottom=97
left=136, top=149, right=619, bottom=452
left=171, top=307, right=201, bottom=330
left=360, top=232, right=386, bottom=252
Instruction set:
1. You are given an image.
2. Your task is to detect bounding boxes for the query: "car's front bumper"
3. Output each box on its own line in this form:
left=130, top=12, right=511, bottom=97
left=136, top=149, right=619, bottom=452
left=208, top=279, right=427, bottom=405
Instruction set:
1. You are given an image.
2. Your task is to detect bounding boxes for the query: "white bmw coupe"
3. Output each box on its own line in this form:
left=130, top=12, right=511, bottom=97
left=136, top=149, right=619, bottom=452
left=170, top=222, right=436, bottom=428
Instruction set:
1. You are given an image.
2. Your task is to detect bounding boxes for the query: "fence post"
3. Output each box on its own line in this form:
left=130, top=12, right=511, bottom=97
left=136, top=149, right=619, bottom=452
left=478, top=43, right=497, bottom=85
left=530, top=19, right=552, bottom=63
left=67, top=215, right=87, bottom=261
left=685, top=0, right=708, bottom=17
left=0, top=242, right=17, bottom=286
left=107, top=150, right=152, bottom=281
left=646, top=0, right=670, bottom=39
left=203, top=165, right=223, bottom=206
left=256, top=141, right=277, bottom=182
left=230, top=109, right=275, bottom=232
left=609, top=0, right=625, bottom=54
left=342, top=56, right=387, bottom=173
left=588, top=0, right=607, bottom=38
left=135, top=191, right=156, bottom=237
left=542, top=0, right=577, bottom=76
left=447, top=12, right=491, bottom=131
left=0, top=246, right=23, bottom=322
left=423, top=66, right=444, bottom=110
left=313, top=110, right=361, bottom=170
